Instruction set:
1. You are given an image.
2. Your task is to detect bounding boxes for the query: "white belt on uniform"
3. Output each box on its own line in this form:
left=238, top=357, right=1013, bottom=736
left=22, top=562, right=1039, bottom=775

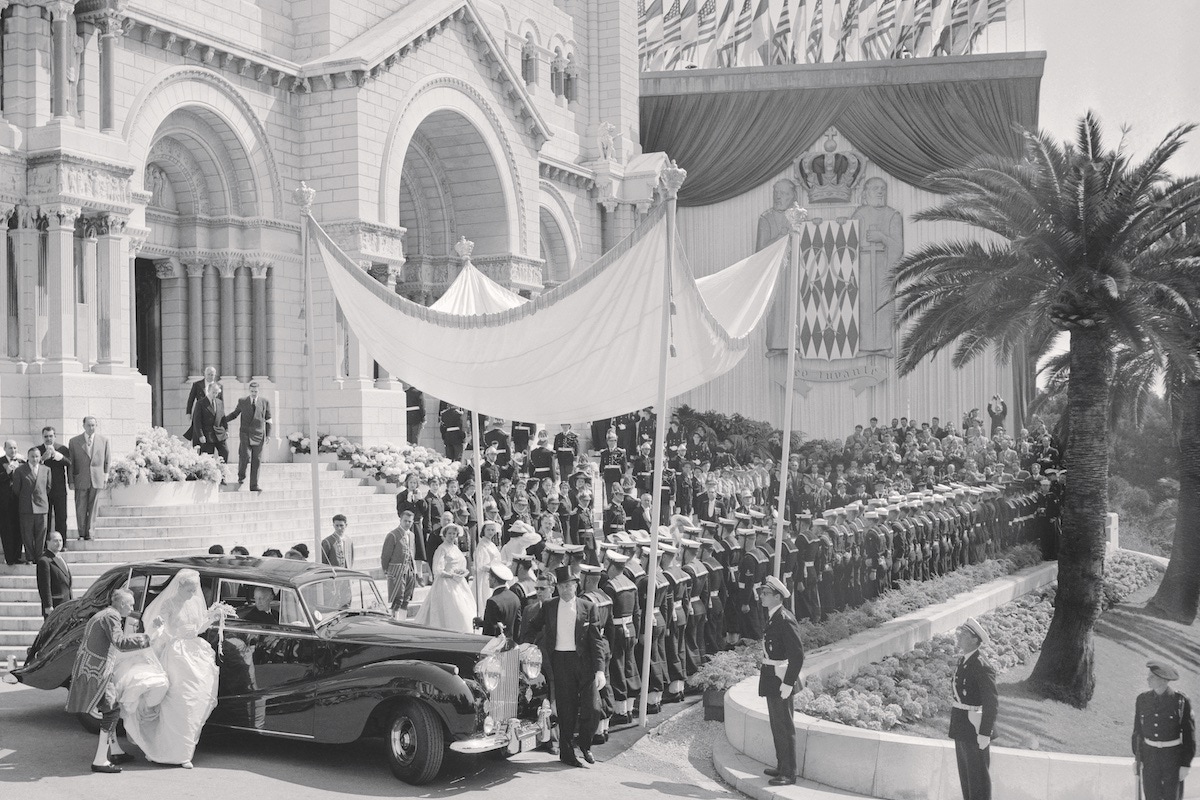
left=709, top=590, right=720, bottom=598
left=613, top=616, right=633, bottom=625
left=1144, top=737, right=1182, bottom=748
left=762, top=657, right=788, bottom=666
left=445, top=427, right=461, bottom=432
left=672, top=601, right=684, bottom=610
left=951, top=701, right=982, bottom=712
left=804, top=561, right=815, bottom=568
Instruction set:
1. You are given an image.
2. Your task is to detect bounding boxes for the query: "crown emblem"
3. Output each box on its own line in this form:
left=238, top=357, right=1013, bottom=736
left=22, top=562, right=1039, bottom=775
left=795, top=129, right=864, bottom=204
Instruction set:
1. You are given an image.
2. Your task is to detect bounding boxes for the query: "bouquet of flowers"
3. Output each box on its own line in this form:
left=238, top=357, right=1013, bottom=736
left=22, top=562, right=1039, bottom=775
left=106, top=427, right=224, bottom=487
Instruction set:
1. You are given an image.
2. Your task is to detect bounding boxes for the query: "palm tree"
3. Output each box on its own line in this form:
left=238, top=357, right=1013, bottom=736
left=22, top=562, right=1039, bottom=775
left=891, top=113, right=1200, bottom=707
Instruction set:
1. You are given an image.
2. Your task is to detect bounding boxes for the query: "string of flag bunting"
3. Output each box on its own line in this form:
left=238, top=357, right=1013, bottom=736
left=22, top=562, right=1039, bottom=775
left=638, top=0, right=1013, bottom=71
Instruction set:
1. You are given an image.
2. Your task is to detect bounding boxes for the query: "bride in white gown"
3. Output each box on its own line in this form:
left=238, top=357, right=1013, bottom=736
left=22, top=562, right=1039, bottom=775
left=113, top=568, right=230, bottom=768
left=413, top=524, right=476, bottom=633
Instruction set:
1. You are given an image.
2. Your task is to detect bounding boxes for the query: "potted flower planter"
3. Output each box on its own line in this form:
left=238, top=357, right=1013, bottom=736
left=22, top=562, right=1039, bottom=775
left=107, top=480, right=220, bottom=508
left=703, top=688, right=726, bottom=722
left=292, top=452, right=339, bottom=463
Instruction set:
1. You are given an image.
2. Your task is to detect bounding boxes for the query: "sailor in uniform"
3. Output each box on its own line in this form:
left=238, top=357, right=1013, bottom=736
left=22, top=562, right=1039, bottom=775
left=1134, top=660, right=1195, bottom=800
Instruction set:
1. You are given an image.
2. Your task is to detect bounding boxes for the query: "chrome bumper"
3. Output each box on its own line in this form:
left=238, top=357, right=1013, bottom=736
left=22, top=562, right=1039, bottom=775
left=448, top=713, right=552, bottom=755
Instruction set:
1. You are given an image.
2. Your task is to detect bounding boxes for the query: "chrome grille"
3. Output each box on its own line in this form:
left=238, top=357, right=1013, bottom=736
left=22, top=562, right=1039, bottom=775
left=490, top=646, right=519, bottom=721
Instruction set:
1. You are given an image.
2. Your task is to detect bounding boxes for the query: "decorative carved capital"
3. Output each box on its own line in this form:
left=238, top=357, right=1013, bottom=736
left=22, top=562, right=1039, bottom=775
left=46, top=0, right=74, bottom=21
left=44, top=204, right=82, bottom=228
left=154, top=257, right=182, bottom=279
left=211, top=255, right=239, bottom=278
left=94, top=213, right=127, bottom=237
left=247, top=260, right=271, bottom=280
left=660, top=160, right=687, bottom=200
left=454, top=236, right=474, bottom=263
left=785, top=203, right=809, bottom=233
left=184, top=261, right=207, bottom=279
left=293, top=182, right=315, bottom=214
left=15, top=204, right=40, bottom=230
left=0, top=203, right=15, bottom=225
left=126, top=225, right=150, bottom=255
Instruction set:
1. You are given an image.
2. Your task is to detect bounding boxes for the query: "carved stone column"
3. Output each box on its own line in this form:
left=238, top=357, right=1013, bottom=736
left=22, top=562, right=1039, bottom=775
left=47, top=0, right=74, bottom=119
left=249, top=261, right=269, bottom=379
left=42, top=203, right=80, bottom=371
left=95, top=214, right=128, bottom=372
left=234, top=261, right=252, bottom=382
left=11, top=205, right=39, bottom=364
left=96, top=10, right=123, bottom=132
left=79, top=219, right=98, bottom=369
left=370, top=264, right=398, bottom=389
left=185, top=261, right=204, bottom=377
left=215, top=257, right=237, bottom=379
left=0, top=203, right=13, bottom=366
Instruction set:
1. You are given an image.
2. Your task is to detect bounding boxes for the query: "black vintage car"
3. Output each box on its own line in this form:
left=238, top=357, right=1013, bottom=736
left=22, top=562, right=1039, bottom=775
left=15, top=556, right=550, bottom=784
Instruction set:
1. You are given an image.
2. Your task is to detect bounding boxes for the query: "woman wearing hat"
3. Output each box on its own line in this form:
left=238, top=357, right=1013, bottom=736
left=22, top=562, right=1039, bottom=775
left=1134, top=660, right=1195, bottom=800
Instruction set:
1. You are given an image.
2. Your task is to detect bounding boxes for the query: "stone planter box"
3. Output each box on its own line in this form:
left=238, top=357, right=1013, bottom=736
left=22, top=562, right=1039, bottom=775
left=107, top=480, right=220, bottom=507
left=703, top=688, right=726, bottom=722
left=291, top=452, right=339, bottom=463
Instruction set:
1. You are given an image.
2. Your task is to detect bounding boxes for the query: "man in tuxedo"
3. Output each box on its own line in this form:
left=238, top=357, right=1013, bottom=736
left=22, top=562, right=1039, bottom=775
left=528, top=565, right=606, bottom=767
left=68, top=416, right=109, bottom=542
left=0, top=440, right=23, bottom=565
left=37, top=427, right=72, bottom=550
left=478, top=563, right=521, bottom=638
left=12, top=446, right=52, bottom=563
left=185, top=365, right=218, bottom=423
left=224, top=380, right=272, bottom=491
left=36, top=531, right=72, bottom=617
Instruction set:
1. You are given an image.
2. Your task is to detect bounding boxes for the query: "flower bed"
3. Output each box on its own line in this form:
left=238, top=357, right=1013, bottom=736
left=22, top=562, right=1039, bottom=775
left=288, top=431, right=460, bottom=486
left=794, top=549, right=1164, bottom=731
left=107, top=427, right=224, bottom=487
left=686, top=543, right=1043, bottom=694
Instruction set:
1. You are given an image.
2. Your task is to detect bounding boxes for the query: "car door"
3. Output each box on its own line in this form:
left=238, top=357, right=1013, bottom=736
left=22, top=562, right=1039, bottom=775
left=207, top=579, right=317, bottom=737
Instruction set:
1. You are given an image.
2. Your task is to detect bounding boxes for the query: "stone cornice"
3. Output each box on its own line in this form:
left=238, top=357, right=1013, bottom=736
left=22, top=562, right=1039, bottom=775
left=539, top=157, right=595, bottom=192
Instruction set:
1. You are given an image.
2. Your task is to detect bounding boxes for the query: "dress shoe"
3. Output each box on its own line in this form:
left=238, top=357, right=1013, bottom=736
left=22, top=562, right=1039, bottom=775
left=590, top=733, right=608, bottom=746
left=768, top=776, right=795, bottom=786
left=109, top=753, right=135, bottom=765
left=579, top=749, right=595, bottom=765
left=548, top=741, right=560, bottom=756
left=559, top=752, right=583, bottom=768
left=646, top=703, right=662, bottom=715
left=663, top=691, right=683, bottom=704
left=763, top=767, right=781, bottom=777
left=91, top=763, right=122, bottom=774
left=250, top=486, right=263, bottom=493
left=610, top=713, right=631, bottom=726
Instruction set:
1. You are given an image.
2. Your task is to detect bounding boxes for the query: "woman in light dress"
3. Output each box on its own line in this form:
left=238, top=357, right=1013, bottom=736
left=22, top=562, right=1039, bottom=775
left=413, top=524, right=476, bottom=633
left=113, top=568, right=230, bottom=768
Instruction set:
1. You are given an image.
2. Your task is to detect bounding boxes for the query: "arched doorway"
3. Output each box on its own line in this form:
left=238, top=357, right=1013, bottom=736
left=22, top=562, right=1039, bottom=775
left=539, top=207, right=571, bottom=286
left=398, top=109, right=512, bottom=298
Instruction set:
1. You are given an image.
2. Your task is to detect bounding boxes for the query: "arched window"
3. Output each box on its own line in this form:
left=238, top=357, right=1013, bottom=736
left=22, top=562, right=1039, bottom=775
left=564, top=54, right=578, bottom=103
left=521, top=33, right=538, bottom=85
left=550, top=48, right=565, bottom=96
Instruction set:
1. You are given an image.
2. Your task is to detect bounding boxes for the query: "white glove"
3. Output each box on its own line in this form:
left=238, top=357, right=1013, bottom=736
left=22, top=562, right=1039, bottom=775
left=1181, top=766, right=1190, bottom=780
left=595, top=671, right=607, bottom=691
left=977, top=734, right=990, bottom=750
left=1133, top=762, right=1140, bottom=775
left=779, top=683, right=792, bottom=699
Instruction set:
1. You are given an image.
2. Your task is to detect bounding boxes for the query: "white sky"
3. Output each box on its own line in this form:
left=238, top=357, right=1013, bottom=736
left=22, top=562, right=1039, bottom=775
left=1024, top=0, right=1200, bottom=176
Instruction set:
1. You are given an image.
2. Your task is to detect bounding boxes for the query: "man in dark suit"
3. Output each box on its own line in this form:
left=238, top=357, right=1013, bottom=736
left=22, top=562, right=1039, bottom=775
left=0, top=440, right=23, bottom=565
left=37, top=427, right=72, bottom=550
left=1134, top=660, right=1195, bottom=800
left=404, top=385, right=425, bottom=446
left=478, top=563, right=521, bottom=638
left=13, top=446, right=52, bottom=562
left=757, top=575, right=805, bottom=787
left=224, top=380, right=272, bottom=491
left=184, top=366, right=218, bottom=425
left=190, top=382, right=229, bottom=465
left=68, top=417, right=109, bottom=541
left=36, top=531, right=72, bottom=617
left=527, top=565, right=606, bottom=767
left=949, top=617, right=998, bottom=800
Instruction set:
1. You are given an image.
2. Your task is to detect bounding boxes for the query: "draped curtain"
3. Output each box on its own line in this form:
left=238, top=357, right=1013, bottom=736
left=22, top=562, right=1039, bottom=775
left=641, top=74, right=1040, bottom=207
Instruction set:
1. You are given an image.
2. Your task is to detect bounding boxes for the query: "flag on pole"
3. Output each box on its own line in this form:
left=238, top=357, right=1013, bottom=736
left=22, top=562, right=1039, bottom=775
left=705, top=0, right=741, bottom=66
left=694, top=0, right=721, bottom=65
left=790, top=0, right=810, bottom=62
left=640, top=0, right=665, bottom=69
left=908, top=0, right=934, bottom=53
left=835, top=0, right=861, bottom=61
left=947, top=0, right=972, bottom=54
left=662, top=0, right=684, bottom=67
left=728, top=0, right=754, bottom=65
left=925, top=0, right=955, bottom=54
left=861, top=0, right=895, bottom=59
left=680, top=0, right=701, bottom=60
left=822, top=0, right=842, bottom=61
left=740, top=0, right=774, bottom=65
left=890, top=0, right=917, bottom=55
left=852, top=0, right=881, bottom=58
left=806, top=0, right=823, bottom=62
left=770, top=0, right=794, bottom=63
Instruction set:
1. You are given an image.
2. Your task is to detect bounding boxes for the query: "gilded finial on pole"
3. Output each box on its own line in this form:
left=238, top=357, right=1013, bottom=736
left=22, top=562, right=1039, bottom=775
left=786, top=202, right=808, bottom=232
left=661, top=159, right=687, bottom=200
left=454, top=235, right=475, bottom=263
left=293, top=181, right=316, bottom=215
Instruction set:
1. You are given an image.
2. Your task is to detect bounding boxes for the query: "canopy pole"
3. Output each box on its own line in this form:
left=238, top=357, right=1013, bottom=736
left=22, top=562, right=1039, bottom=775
left=295, top=182, right=323, bottom=562
left=471, top=409, right=485, bottom=616
left=638, top=161, right=687, bottom=727
left=773, top=204, right=808, bottom=580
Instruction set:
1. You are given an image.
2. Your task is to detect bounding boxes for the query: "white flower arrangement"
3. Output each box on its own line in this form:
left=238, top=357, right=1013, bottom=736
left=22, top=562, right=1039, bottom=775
left=106, top=427, right=224, bottom=487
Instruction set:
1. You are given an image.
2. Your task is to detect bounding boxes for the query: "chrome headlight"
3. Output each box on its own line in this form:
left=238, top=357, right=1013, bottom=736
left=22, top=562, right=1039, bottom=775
left=517, top=642, right=542, bottom=680
left=474, top=654, right=502, bottom=693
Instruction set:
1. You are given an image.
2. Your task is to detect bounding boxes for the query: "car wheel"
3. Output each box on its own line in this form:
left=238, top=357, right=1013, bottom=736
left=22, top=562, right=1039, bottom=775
left=386, top=701, right=444, bottom=784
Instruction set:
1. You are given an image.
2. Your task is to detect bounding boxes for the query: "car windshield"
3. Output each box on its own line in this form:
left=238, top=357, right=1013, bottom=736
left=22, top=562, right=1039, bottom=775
left=300, top=577, right=388, bottom=622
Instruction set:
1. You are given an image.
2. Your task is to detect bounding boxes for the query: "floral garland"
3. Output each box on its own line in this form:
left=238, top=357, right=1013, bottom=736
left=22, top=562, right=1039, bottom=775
left=107, top=427, right=224, bottom=487
left=794, top=550, right=1164, bottom=731
left=287, top=431, right=461, bottom=485
left=685, top=543, right=1043, bottom=693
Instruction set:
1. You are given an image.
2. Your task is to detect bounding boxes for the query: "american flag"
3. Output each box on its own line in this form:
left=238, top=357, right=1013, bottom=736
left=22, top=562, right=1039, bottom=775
left=730, top=0, right=755, bottom=56
left=806, top=0, right=823, bottom=62
left=772, top=0, right=794, bottom=63
left=861, top=0, right=895, bottom=59
left=835, top=0, right=860, bottom=62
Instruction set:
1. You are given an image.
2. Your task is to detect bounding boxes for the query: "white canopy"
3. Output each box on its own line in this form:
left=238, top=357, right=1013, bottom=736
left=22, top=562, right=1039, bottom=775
left=429, top=253, right=527, bottom=315
left=309, top=205, right=788, bottom=423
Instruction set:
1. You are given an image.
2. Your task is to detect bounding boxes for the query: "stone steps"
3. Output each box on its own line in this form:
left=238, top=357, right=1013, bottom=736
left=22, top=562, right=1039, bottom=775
left=0, top=459, right=405, bottom=663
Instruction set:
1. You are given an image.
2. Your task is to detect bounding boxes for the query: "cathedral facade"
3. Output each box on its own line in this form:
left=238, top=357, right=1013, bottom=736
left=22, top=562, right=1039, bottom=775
left=0, top=0, right=660, bottom=452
